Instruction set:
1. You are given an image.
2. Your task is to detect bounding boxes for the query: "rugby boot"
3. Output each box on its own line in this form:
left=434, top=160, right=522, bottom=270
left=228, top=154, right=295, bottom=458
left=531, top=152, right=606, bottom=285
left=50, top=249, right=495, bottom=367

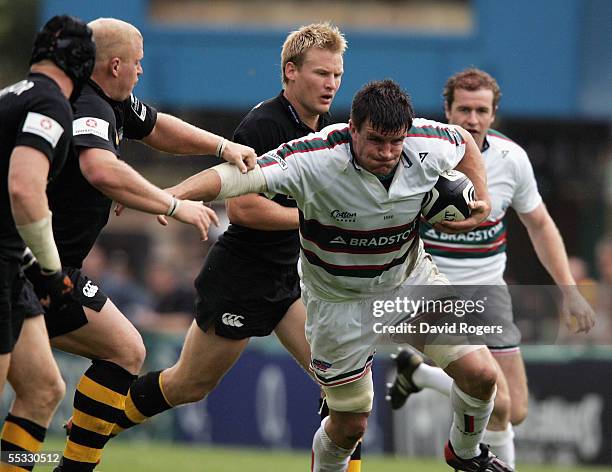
left=444, top=441, right=514, bottom=472
left=386, top=348, right=423, bottom=409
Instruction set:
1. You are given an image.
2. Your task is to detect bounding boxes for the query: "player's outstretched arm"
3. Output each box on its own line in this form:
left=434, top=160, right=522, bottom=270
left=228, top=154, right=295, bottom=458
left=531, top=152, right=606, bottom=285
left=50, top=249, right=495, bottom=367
left=142, top=113, right=257, bottom=173
left=518, top=203, right=595, bottom=333
left=79, top=147, right=218, bottom=240
left=167, top=162, right=268, bottom=203
left=436, top=126, right=491, bottom=233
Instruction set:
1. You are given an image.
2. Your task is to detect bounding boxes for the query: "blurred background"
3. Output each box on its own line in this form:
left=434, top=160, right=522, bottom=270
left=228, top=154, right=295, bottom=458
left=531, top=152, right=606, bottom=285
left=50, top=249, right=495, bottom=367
left=1, top=0, right=612, bottom=469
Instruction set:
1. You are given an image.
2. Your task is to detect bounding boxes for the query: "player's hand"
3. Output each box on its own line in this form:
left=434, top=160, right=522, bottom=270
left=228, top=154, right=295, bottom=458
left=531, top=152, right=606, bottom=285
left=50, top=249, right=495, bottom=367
left=560, top=286, right=595, bottom=333
left=40, top=270, right=74, bottom=309
left=21, top=248, right=48, bottom=300
left=221, top=140, right=257, bottom=173
left=434, top=199, right=491, bottom=234
left=171, top=199, right=220, bottom=241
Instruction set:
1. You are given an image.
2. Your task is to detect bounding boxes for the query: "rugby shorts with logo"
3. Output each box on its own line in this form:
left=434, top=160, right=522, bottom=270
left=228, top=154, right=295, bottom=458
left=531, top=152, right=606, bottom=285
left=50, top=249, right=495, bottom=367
left=194, top=242, right=300, bottom=340
left=44, top=267, right=108, bottom=338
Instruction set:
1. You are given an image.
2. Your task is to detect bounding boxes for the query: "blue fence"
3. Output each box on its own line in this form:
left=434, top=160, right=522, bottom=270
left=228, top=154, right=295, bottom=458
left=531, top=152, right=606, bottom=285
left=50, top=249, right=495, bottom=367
left=40, top=0, right=612, bottom=118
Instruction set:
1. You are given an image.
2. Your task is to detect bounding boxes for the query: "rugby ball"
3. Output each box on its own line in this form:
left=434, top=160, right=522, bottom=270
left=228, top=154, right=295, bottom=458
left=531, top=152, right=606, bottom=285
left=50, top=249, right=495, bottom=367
left=421, top=170, right=475, bottom=224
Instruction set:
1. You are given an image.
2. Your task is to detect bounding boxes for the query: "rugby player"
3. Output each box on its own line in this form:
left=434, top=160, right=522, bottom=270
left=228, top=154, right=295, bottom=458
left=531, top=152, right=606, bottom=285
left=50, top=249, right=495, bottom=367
left=387, top=68, right=595, bottom=468
left=0, top=15, right=95, bottom=470
left=115, top=79, right=517, bottom=472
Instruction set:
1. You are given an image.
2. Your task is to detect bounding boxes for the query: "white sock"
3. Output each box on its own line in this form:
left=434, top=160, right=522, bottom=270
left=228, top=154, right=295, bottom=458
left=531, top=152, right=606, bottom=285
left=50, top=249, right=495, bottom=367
left=449, top=382, right=495, bottom=459
left=412, top=363, right=453, bottom=396
left=312, top=418, right=355, bottom=472
left=484, top=424, right=515, bottom=468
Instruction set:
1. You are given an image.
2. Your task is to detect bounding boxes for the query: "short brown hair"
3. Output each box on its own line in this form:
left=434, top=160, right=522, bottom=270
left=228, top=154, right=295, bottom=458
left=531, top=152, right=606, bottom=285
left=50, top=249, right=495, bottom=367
left=443, top=67, right=501, bottom=109
left=280, top=22, right=347, bottom=86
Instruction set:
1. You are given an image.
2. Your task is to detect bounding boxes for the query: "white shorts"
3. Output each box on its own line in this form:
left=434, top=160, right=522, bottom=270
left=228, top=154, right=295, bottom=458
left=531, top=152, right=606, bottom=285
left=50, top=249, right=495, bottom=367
left=302, top=251, right=484, bottom=386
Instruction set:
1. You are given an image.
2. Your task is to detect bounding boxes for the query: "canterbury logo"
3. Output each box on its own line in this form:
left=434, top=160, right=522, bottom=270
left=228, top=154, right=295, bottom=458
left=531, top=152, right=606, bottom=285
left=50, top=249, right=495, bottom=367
left=82, top=280, right=99, bottom=298
left=221, top=313, right=244, bottom=327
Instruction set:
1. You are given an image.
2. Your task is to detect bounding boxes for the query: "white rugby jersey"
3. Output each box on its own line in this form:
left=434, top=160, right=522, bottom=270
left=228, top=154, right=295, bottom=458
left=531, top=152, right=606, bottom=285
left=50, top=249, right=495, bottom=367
left=421, top=129, right=542, bottom=285
left=259, top=118, right=466, bottom=301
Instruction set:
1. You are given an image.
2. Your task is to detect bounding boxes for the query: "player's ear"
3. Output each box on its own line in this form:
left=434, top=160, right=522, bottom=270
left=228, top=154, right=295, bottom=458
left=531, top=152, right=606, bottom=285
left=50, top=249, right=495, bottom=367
left=110, top=57, right=120, bottom=77
left=284, top=61, right=297, bottom=82
left=444, top=102, right=452, bottom=121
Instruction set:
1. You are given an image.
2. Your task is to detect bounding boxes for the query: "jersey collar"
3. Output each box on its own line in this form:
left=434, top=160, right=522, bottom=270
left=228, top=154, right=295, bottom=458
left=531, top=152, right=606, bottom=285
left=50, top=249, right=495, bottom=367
left=278, top=91, right=331, bottom=132
left=87, top=79, right=124, bottom=107
left=482, top=135, right=490, bottom=152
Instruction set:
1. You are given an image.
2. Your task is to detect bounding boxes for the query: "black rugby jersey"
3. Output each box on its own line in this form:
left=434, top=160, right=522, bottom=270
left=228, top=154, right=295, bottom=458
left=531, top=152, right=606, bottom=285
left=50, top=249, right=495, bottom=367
left=0, top=73, right=73, bottom=260
left=47, top=80, right=157, bottom=268
left=219, top=91, right=331, bottom=266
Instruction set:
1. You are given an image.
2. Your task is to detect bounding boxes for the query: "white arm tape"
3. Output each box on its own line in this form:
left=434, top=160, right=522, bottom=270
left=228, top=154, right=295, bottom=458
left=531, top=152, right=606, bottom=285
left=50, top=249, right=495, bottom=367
left=16, top=212, right=61, bottom=273
left=212, top=163, right=268, bottom=201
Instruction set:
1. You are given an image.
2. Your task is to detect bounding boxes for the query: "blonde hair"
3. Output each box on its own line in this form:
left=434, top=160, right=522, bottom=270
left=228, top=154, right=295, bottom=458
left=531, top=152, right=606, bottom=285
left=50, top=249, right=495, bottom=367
left=88, top=18, right=143, bottom=63
left=281, top=22, right=347, bottom=86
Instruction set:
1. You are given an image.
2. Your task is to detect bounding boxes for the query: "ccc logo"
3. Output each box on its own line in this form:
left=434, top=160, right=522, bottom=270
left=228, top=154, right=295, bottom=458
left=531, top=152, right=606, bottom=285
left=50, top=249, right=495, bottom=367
left=221, top=313, right=244, bottom=327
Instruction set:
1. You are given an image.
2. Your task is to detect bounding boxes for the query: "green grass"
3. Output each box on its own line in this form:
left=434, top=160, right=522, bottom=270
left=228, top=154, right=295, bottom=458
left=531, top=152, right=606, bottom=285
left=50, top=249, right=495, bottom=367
left=41, top=437, right=612, bottom=472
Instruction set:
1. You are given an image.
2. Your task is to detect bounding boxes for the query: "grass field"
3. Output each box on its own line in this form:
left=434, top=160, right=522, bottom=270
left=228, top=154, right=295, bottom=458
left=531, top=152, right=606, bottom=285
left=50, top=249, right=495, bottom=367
left=42, top=438, right=612, bottom=472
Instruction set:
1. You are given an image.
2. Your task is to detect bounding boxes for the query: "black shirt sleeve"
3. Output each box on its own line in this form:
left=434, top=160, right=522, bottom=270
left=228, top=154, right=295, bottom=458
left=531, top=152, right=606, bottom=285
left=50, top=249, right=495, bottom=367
left=71, top=92, right=118, bottom=155
left=233, top=116, right=287, bottom=156
left=14, top=92, right=73, bottom=169
left=123, top=94, right=158, bottom=140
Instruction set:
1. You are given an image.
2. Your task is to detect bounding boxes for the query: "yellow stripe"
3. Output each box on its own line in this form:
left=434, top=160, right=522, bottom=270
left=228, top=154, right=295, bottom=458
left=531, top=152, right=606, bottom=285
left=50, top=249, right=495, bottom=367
left=72, top=409, right=115, bottom=435
left=63, top=440, right=102, bottom=463
left=0, top=422, right=41, bottom=453
left=346, top=460, right=361, bottom=472
left=124, top=393, right=147, bottom=424
left=77, top=375, right=126, bottom=409
left=0, top=462, right=29, bottom=471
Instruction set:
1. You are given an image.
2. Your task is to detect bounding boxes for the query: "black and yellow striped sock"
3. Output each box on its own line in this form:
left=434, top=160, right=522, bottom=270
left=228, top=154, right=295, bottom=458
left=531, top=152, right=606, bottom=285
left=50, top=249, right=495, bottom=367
left=60, top=360, right=135, bottom=472
left=110, top=370, right=173, bottom=438
left=0, top=414, right=46, bottom=471
left=319, top=397, right=362, bottom=471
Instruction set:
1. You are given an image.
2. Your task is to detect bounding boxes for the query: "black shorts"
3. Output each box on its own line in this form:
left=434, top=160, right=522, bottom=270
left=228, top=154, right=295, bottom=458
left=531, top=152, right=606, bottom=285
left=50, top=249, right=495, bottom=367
left=194, top=243, right=300, bottom=340
left=16, top=279, right=44, bottom=319
left=44, top=267, right=108, bottom=338
left=0, top=256, right=26, bottom=354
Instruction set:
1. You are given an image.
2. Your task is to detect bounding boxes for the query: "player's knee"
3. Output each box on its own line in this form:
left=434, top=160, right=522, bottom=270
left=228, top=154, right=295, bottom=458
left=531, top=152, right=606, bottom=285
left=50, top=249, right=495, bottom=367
left=462, top=363, right=497, bottom=399
left=112, top=334, right=146, bottom=373
left=332, top=413, right=368, bottom=445
left=344, top=414, right=368, bottom=443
